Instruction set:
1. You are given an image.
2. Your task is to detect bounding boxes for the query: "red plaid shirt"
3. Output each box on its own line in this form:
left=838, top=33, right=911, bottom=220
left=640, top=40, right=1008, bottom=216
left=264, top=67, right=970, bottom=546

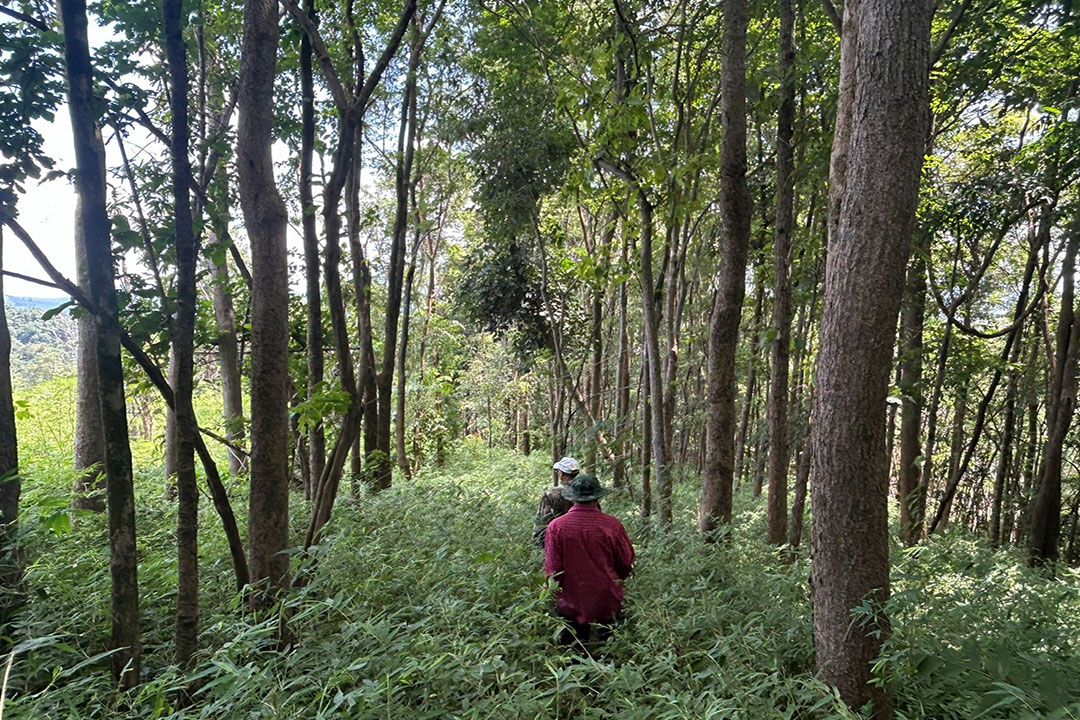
left=544, top=504, right=635, bottom=624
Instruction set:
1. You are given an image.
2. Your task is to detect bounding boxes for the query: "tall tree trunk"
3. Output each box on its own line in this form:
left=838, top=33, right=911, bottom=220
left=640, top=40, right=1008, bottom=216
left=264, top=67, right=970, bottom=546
left=299, top=0, right=325, bottom=486
left=587, top=277, right=604, bottom=470
left=641, top=361, right=652, bottom=520
left=766, top=0, right=796, bottom=545
left=939, top=385, right=968, bottom=531
left=638, top=195, right=671, bottom=525
left=374, top=33, right=420, bottom=491
left=897, top=234, right=928, bottom=545
left=72, top=193, right=105, bottom=512
left=787, top=423, right=812, bottom=550
left=1029, top=228, right=1080, bottom=566
left=237, top=0, right=291, bottom=605
left=396, top=224, right=423, bottom=480
left=700, top=0, right=751, bottom=534
left=811, top=1, right=931, bottom=716
left=0, top=232, right=21, bottom=632
left=209, top=227, right=245, bottom=475
left=164, top=0, right=199, bottom=667
left=59, top=0, right=142, bottom=686
left=990, top=327, right=1025, bottom=548
left=613, top=241, right=631, bottom=488
left=734, top=277, right=764, bottom=486
left=914, top=314, right=954, bottom=539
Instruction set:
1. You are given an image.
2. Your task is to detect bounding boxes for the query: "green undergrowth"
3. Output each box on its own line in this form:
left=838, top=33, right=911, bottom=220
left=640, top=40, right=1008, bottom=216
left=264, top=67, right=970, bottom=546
left=4, top=426, right=1080, bottom=718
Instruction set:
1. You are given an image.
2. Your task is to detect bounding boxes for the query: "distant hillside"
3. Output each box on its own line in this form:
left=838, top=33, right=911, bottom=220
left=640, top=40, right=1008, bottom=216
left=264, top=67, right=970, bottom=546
left=4, top=297, right=77, bottom=387
left=6, top=296, right=70, bottom=311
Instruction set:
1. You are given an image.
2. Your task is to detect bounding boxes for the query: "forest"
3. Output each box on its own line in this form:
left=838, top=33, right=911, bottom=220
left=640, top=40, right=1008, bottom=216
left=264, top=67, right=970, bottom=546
left=0, top=0, right=1079, bottom=717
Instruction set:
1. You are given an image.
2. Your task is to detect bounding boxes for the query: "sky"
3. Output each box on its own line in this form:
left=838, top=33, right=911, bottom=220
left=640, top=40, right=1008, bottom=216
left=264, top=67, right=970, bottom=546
left=6, top=111, right=78, bottom=299
left=6, top=16, right=422, bottom=303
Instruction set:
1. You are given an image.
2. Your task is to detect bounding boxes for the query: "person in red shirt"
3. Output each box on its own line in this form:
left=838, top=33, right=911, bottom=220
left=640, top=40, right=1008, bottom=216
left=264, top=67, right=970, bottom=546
left=544, top=474, right=635, bottom=646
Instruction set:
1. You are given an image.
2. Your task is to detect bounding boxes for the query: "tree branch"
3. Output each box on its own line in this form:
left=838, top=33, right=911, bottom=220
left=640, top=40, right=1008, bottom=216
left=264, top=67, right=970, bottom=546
left=0, top=211, right=250, bottom=589
left=103, top=77, right=172, bottom=147
left=821, top=0, right=842, bottom=35
left=280, top=0, right=350, bottom=111
left=0, top=3, right=49, bottom=32
left=355, top=0, right=419, bottom=112
left=931, top=0, right=976, bottom=67
left=1, top=269, right=59, bottom=290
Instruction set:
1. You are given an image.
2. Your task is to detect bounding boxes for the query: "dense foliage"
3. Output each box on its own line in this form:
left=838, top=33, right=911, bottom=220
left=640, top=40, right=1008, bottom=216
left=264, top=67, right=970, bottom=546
left=7, top=396, right=1080, bottom=719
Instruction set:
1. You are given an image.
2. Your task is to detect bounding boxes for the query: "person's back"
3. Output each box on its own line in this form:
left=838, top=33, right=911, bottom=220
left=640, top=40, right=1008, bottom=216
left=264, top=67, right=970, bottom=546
left=544, top=476, right=634, bottom=631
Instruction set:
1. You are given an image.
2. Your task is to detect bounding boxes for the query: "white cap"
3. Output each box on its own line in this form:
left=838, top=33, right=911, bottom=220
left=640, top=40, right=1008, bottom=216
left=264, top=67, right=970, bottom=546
left=553, top=457, right=580, bottom=474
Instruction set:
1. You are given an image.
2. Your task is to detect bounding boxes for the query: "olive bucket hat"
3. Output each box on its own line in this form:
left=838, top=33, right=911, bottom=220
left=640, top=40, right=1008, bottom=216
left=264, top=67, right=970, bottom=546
left=561, top=474, right=610, bottom=503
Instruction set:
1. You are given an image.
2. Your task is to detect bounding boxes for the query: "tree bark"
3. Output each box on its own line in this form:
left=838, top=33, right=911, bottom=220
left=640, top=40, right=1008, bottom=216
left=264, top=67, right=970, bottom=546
left=396, top=214, right=424, bottom=480
left=990, top=322, right=1025, bottom=548
left=810, top=2, right=931, bottom=716
left=613, top=233, right=631, bottom=489
left=638, top=194, right=672, bottom=525
left=734, top=277, right=764, bottom=486
left=299, top=0, right=325, bottom=487
left=0, top=231, right=21, bottom=631
left=59, top=0, right=142, bottom=686
left=1029, top=228, right=1080, bottom=566
left=766, top=0, right=796, bottom=545
left=72, top=191, right=105, bottom=513
left=701, top=0, right=751, bottom=534
left=787, top=429, right=811, bottom=550
left=374, top=32, right=420, bottom=491
left=164, top=0, right=199, bottom=667
left=897, top=235, right=928, bottom=545
left=209, top=226, right=245, bottom=475
left=237, top=0, right=291, bottom=605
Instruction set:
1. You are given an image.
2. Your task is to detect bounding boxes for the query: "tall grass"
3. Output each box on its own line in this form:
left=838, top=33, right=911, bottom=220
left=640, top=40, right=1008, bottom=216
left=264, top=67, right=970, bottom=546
left=4, top=378, right=1080, bottom=718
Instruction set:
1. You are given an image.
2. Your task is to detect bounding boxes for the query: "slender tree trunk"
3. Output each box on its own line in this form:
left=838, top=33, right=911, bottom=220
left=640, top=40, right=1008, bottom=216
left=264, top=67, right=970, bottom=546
left=811, top=2, right=931, bottom=716
left=939, top=386, right=968, bottom=531
left=72, top=192, right=105, bottom=513
left=164, top=0, right=199, bottom=667
left=0, top=231, right=21, bottom=632
left=164, top=349, right=178, bottom=488
left=209, top=228, right=245, bottom=475
left=587, top=278, right=604, bottom=470
left=638, top=195, right=671, bottom=525
left=1030, top=228, right=1080, bottom=566
left=641, top=361, right=652, bottom=520
left=59, top=0, right=142, bottom=686
left=897, top=235, right=928, bottom=545
left=1013, top=337, right=1043, bottom=544
left=613, top=247, right=631, bottom=488
left=374, top=36, right=420, bottom=491
left=766, top=0, right=796, bottom=545
left=237, top=0, right=291, bottom=606
left=396, top=227, right=423, bottom=480
left=523, top=397, right=532, bottom=456
left=787, top=427, right=812, bottom=550
left=990, top=328, right=1025, bottom=549
left=929, top=238, right=1041, bottom=534
left=914, top=315, right=954, bottom=539
left=299, top=0, right=325, bottom=486
left=734, top=278, right=764, bottom=486
left=701, top=0, right=751, bottom=533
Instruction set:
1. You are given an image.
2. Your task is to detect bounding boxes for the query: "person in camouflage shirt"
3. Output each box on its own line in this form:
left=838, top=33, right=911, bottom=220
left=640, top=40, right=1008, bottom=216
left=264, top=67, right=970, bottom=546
left=533, top=457, right=580, bottom=547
